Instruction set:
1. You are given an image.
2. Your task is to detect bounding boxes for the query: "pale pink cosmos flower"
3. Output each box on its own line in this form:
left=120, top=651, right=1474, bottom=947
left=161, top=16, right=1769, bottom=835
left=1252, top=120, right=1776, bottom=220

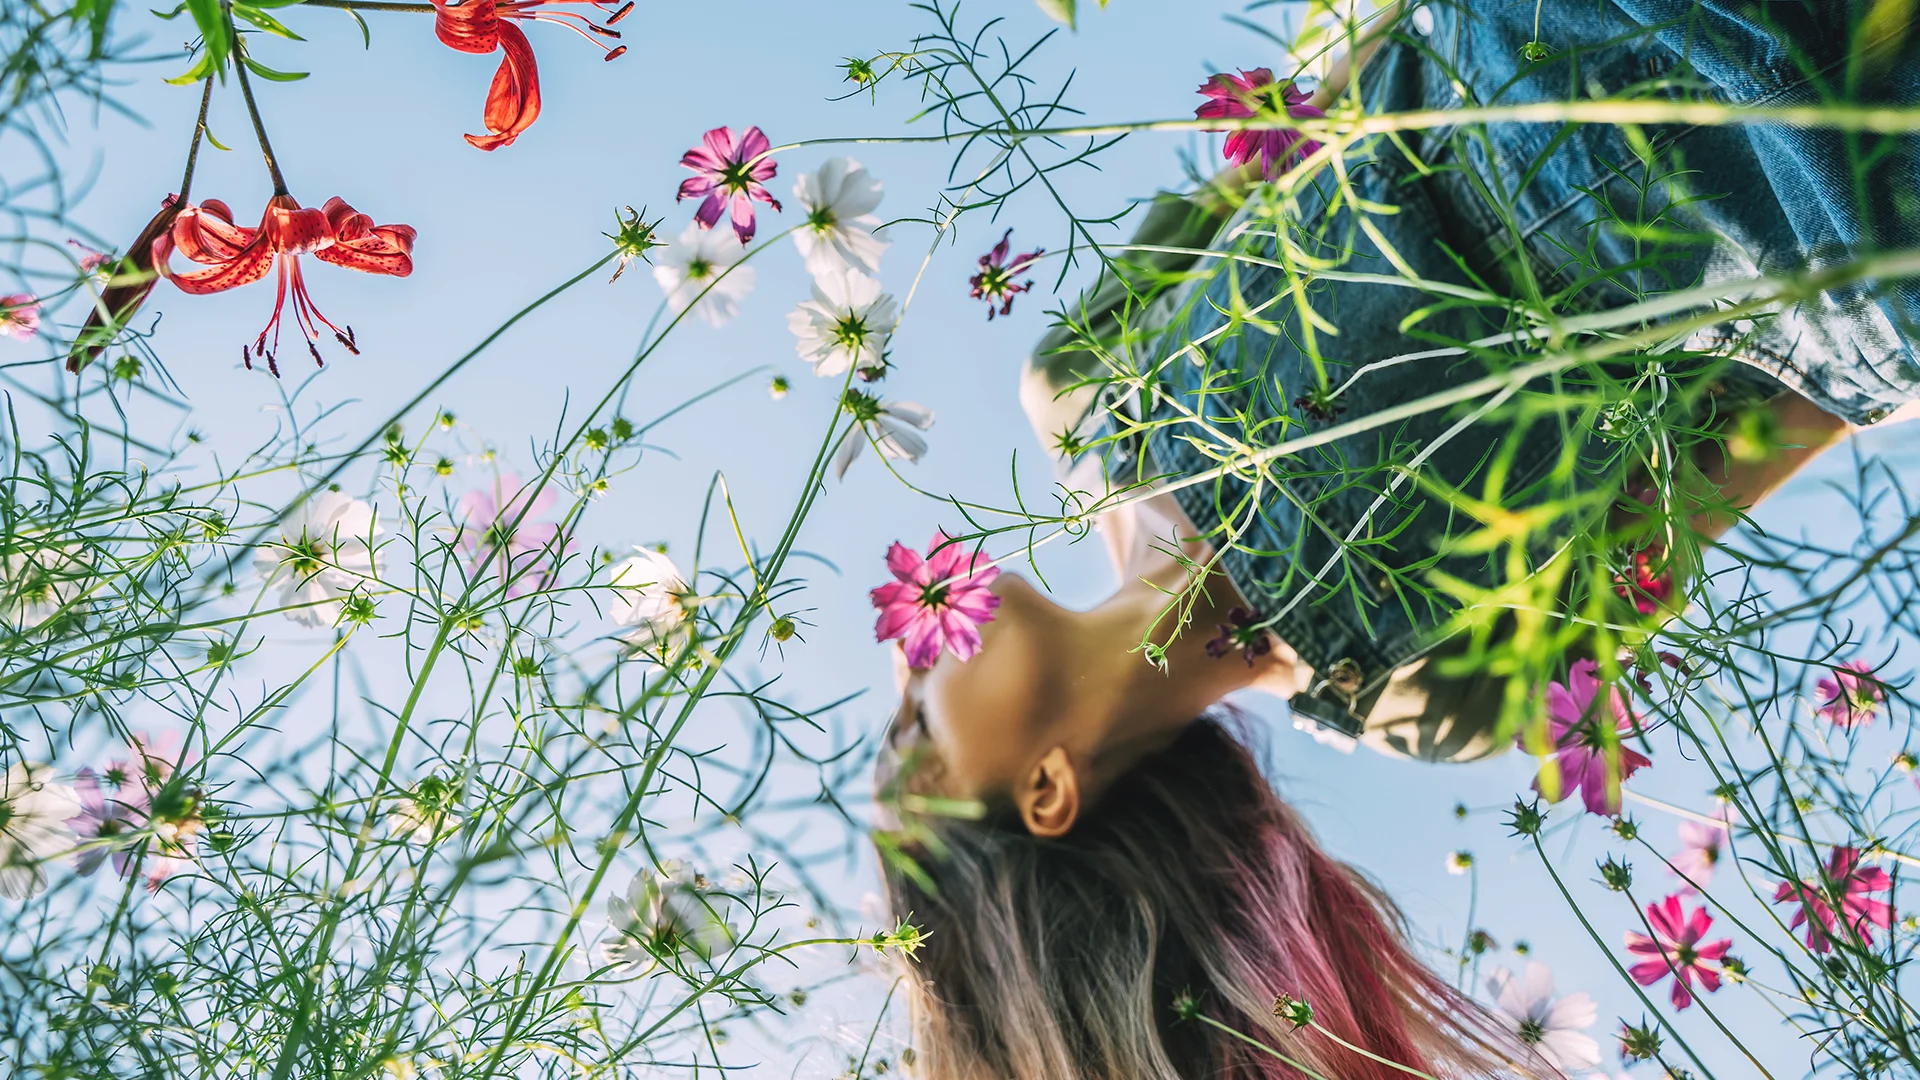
left=456, top=472, right=571, bottom=597
left=1517, top=659, right=1652, bottom=816
left=870, top=531, right=1000, bottom=669
left=67, top=732, right=199, bottom=890
left=677, top=126, right=782, bottom=245
left=1816, top=659, right=1886, bottom=728
left=1624, top=894, right=1731, bottom=1010
left=1193, top=68, right=1326, bottom=177
left=0, top=293, right=41, bottom=339
left=1773, top=845, right=1895, bottom=953
left=68, top=767, right=147, bottom=878
left=1670, top=811, right=1729, bottom=894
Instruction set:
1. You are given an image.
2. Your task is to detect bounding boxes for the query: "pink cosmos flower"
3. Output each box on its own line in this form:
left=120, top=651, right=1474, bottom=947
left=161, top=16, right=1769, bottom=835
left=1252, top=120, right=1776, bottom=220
left=456, top=472, right=571, bottom=597
left=69, top=240, right=111, bottom=274
left=1772, top=846, right=1895, bottom=953
left=870, top=531, right=1001, bottom=669
left=969, top=229, right=1043, bottom=320
left=678, top=126, right=782, bottom=245
left=1816, top=660, right=1886, bottom=728
left=0, top=293, right=41, bottom=339
left=1670, top=811, right=1729, bottom=894
left=1624, top=894, right=1732, bottom=1010
left=1193, top=68, right=1325, bottom=178
left=1518, top=659, right=1652, bottom=816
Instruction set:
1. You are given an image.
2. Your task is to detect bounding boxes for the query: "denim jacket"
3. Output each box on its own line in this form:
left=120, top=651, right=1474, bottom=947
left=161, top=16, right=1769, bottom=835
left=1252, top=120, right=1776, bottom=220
left=1028, top=0, right=1920, bottom=747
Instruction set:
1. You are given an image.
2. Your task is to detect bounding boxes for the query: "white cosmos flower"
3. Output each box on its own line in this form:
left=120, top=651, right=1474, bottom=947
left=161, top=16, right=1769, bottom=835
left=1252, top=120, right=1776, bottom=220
left=0, top=762, right=81, bottom=900
left=1485, top=962, right=1601, bottom=1072
left=386, top=776, right=462, bottom=844
left=833, top=391, right=934, bottom=480
left=1, top=544, right=89, bottom=629
left=787, top=270, right=898, bottom=378
left=607, top=547, right=692, bottom=648
left=601, top=860, right=738, bottom=975
left=653, top=222, right=756, bottom=328
left=254, top=491, right=382, bottom=627
left=792, top=157, right=890, bottom=277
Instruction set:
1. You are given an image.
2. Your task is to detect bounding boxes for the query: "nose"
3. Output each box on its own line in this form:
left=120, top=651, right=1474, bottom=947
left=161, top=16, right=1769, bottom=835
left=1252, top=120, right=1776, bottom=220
left=889, top=638, right=913, bottom=694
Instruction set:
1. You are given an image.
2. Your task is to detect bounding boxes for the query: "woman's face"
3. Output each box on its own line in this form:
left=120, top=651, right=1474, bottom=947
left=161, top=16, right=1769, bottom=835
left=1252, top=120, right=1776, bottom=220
left=889, top=574, right=1075, bottom=798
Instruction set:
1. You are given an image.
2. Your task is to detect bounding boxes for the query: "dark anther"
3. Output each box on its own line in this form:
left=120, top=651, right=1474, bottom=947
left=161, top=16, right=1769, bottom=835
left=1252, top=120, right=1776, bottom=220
left=585, top=21, right=619, bottom=37
left=606, top=1, right=633, bottom=22
left=242, top=345, right=254, bottom=371
left=264, top=350, right=281, bottom=379
left=308, top=340, right=326, bottom=368
left=604, top=45, right=628, bottom=61
left=335, top=327, right=360, bottom=355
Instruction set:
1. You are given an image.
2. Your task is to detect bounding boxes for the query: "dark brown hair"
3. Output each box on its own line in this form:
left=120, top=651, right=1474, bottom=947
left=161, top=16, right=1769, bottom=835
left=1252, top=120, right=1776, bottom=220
left=880, top=715, right=1538, bottom=1080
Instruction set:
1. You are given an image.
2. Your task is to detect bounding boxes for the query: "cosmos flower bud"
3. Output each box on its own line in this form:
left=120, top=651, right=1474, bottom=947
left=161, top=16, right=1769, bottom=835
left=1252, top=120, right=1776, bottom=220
left=1598, top=856, right=1633, bottom=892
left=1271, top=994, right=1313, bottom=1030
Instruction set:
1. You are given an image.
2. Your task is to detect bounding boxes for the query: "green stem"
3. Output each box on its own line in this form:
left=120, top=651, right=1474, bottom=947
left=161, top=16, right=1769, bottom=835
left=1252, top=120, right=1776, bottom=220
left=1189, top=1014, right=1336, bottom=1080
left=1529, top=834, right=1719, bottom=1079
left=1306, top=1021, right=1442, bottom=1080
left=230, top=35, right=289, bottom=195
left=181, top=75, right=213, bottom=200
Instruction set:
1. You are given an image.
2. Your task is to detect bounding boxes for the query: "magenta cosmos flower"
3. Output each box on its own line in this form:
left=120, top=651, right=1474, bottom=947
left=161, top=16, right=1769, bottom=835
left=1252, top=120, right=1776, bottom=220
left=969, top=229, right=1043, bottom=320
left=1518, top=659, right=1652, bottom=816
left=1816, top=659, right=1886, bottom=728
left=456, top=472, right=570, bottom=597
left=1624, top=894, right=1731, bottom=1010
left=1773, top=846, right=1895, bottom=953
left=678, top=126, right=782, bottom=245
left=1194, top=68, right=1325, bottom=178
left=870, top=531, right=1000, bottom=669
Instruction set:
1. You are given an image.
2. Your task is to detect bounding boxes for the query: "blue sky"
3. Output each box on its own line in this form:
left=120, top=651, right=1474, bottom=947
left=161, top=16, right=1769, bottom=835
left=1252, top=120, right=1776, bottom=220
left=8, top=0, right=1916, bottom=1072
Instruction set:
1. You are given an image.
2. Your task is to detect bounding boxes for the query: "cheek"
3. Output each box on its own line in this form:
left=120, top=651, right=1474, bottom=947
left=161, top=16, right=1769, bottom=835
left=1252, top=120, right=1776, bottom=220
left=922, top=632, right=1048, bottom=793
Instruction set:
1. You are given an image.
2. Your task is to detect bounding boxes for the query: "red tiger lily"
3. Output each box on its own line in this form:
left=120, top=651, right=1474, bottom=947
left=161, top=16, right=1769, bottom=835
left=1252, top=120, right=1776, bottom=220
left=432, top=0, right=632, bottom=151
left=155, top=194, right=416, bottom=375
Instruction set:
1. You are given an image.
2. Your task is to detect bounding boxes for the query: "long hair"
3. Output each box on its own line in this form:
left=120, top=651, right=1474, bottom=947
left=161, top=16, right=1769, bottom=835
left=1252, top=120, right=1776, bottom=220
left=878, top=715, right=1536, bottom=1080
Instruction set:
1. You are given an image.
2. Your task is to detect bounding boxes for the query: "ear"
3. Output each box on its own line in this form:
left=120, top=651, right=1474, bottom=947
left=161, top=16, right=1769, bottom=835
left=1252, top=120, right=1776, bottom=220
left=1017, top=746, right=1081, bottom=838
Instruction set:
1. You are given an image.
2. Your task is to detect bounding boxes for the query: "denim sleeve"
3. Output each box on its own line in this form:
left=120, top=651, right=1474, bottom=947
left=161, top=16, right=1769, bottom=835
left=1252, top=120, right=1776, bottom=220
left=1614, top=0, right=1920, bottom=421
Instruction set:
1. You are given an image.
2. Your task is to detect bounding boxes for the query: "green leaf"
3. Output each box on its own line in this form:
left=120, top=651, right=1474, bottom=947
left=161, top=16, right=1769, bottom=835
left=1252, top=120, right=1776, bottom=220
left=202, top=124, right=233, bottom=151
left=241, top=55, right=309, bottom=81
left=345, top=6, right=370, bottom=48
left=1034, top=0, right=1074, bottom=28
left=234, top=3, right=305, bottom=39
left=163, top=52, right=216, bottom=86
left=73, top=0, right=116, bottom=57
left=182, top=0, right=232, bottom=66
left=149, top=2, right=188, bottom=19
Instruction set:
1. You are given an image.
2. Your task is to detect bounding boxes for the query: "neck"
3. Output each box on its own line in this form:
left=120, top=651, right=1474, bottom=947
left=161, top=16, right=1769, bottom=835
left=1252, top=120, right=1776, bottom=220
left=1067, top=562, right=1295, bottom=761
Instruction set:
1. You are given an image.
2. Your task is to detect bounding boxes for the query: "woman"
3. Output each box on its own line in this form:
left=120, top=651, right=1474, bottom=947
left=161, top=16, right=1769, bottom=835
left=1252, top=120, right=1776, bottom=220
left=876, top=2, right=1920, bottom=1077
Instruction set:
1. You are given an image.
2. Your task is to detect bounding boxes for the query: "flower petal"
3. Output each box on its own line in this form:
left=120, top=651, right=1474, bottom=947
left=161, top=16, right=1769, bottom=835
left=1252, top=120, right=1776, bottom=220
left=463, top=21, right=540, bottom=150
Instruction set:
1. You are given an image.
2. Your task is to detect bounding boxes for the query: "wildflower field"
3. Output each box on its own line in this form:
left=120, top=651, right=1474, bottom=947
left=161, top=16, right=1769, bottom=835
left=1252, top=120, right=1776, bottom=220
left=3, top=0, right=1920, bottom=1077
